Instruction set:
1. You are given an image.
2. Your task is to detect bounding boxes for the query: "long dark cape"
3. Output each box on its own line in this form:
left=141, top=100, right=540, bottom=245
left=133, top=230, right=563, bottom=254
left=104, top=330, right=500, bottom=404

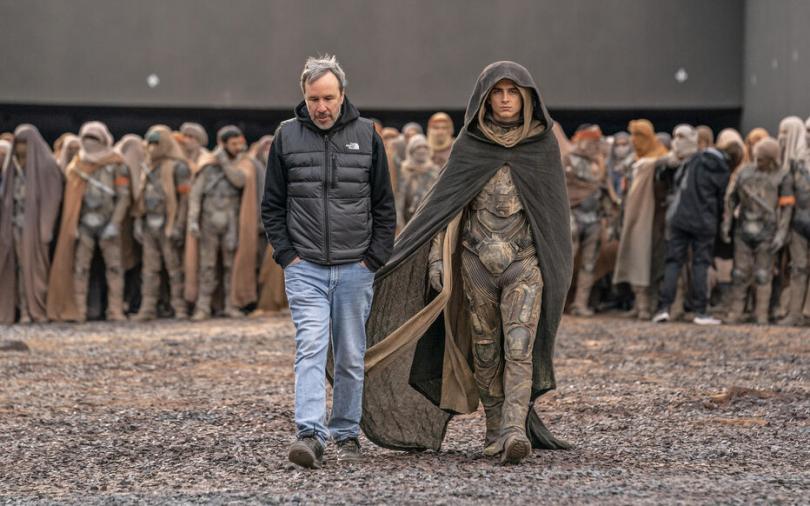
left=362, top=61, right=572, bottom=451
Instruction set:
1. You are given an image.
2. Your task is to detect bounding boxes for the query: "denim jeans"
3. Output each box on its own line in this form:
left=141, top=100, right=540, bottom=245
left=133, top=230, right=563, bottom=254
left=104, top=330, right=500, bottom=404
left=284, top=259, right=375, bottom=444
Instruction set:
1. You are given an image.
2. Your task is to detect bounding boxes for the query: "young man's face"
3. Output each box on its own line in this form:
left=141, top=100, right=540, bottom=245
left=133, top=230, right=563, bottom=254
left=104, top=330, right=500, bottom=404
left=487, top=79, right=522, bottom=123
left=429, top=121, right=452, bottom=144
left=305, top=72, right=345, bottom=130
left=225, top=136, right=246, bottom=158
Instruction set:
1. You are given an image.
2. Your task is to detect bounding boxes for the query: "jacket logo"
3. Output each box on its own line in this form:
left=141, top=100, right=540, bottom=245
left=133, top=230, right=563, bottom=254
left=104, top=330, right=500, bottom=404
left=346, top=142, right=360, bottom=150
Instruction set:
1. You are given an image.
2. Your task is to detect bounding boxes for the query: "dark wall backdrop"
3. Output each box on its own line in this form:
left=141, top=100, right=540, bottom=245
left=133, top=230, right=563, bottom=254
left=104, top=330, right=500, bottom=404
left=741, top=0, right=810, bottom=134
left=0, top=0, right=764, bottom=142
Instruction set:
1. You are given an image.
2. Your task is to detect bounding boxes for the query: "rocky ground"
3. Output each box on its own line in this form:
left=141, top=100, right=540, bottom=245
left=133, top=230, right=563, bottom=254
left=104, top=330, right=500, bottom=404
left=0, top=314, right=807, bottom=505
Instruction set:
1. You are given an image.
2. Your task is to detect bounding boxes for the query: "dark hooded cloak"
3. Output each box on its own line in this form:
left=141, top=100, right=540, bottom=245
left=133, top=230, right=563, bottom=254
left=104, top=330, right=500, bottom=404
left=360, top=61, right=572, bottom=451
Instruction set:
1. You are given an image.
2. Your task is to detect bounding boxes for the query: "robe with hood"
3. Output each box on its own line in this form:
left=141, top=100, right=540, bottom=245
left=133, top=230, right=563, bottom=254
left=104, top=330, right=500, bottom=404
left=358, top=61, right=572, bottom=451
left=0, top=125, right=64, bottom=323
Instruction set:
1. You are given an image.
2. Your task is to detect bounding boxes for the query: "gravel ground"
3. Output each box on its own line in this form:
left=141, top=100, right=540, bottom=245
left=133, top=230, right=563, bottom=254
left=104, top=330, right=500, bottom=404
left=0, top=314, right=807, bottom=505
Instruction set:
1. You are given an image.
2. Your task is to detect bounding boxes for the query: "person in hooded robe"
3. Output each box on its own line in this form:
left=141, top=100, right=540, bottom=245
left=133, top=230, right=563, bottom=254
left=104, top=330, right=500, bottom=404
left=380, top=127, right=401, bottom=210
left=0, top=125, right=63, bottom=324
left=186, top=125, right=257, bottom=320
left=248, top=134, right=288, bottom=317
left=613, top=119, right=669, bottom=319
left=565, top=124, right=613, bottom=316
left=607, top=132, right=634, bottom=200
left=656, top=132, right=672, bottom=151
left=427, top=112, right=455, bottom=168
left=47, top=121, right=132, bottom=322
left=178, top=122, right=211, bottom=171
left=722, top=136, right=793, bottom=325
left=57, top=134, right=81, bottom=173
left=129, top=125, right=192, bottom=321
left=777, top=117, right=810, bottom=326
left=745, top=128, right=769, bottom=164
left=391, top=122, right=423, bottom=177
left=398, top=133, right=440, bottom=226
left=360, top=61, right=571, bottom=465
left=697, top=125, right=714, bottom=151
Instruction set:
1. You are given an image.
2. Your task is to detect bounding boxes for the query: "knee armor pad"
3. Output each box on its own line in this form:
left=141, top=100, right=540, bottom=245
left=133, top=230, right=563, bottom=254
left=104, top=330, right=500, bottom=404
left=505, top=326, right=532, bottom=361
left=731, top=268, right=747, bottom=284
left=754, top=269, right=770, bottom=285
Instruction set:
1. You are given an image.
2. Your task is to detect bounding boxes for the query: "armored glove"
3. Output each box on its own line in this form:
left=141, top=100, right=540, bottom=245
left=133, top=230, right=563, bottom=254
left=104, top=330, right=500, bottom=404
left=769, top=232, right=786, bottom=254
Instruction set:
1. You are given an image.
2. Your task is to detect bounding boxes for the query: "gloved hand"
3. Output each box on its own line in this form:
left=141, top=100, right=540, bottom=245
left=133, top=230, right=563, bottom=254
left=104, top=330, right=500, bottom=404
left=428, top=260, right=444, bottom=292
left=188, top=222, right=200, bottom=238
left=101, top=223, right=120, bottom=240
left=133, top=220, right=143, bottom=243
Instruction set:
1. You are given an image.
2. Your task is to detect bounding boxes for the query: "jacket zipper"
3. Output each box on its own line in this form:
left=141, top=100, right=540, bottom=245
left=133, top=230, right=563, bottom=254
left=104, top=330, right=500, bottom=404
left=323, top=134, right=331, bottom=263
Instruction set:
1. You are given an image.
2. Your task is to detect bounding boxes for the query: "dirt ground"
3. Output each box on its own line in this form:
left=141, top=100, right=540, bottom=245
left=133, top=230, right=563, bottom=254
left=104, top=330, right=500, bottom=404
left=0, top=314, right=807, bottom=505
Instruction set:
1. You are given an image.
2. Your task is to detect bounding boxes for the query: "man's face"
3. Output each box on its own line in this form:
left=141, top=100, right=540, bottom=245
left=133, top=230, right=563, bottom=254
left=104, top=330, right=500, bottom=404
left=577, top=137, right=600, bottom=158
left=182, top=133, right=201, bottom=154
left=224, top=136, right=246, bottom=158
left=14, top=140, right=27, bottom=166
left=614, top=137, right=631, bottom=158
left=487, top=79, right=522, bottom=123
left=756, top=154, right=774, bottom=172
left=412, top=145, right=430, bottom=164
left=304, top=72, right=345, bottom=130
left=429, top=121, right=452, bottom=144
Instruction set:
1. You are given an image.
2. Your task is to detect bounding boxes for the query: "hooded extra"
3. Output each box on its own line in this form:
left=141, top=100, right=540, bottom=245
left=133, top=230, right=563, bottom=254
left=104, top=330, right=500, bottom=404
left=359, top=61, right=571, bottom=451
left=0, top=125, right=64, bottom=323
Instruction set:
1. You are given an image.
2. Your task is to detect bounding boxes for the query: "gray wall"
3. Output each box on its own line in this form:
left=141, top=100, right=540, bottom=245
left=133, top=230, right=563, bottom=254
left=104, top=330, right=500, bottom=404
left=1, top=0, right=742, bottom=111
left=741, top=0, right=810, bottom=134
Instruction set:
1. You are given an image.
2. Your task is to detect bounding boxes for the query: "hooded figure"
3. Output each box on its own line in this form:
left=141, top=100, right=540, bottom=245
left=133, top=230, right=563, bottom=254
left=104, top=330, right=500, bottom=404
left=607, top=131, right=634, bottom=199
left=47, top=121, right=131, bottom=322
left=398, top=133, right=440, bottom=225
left=359, top=62, right=571, bottom=463
left=565, top=124, right=612, bottom=316
left=613, top=119, right=669, bottom=319
left=130, top=125, right=192, bottom=320
left=185, top=125, right=257, bottom=319
left=427, top=112, right=455, bottom=168
left=723, top=137, right=793, bottom=324
left=745, top=128, right=769, bottom=164
left=0, top=124, right=64, bottom=324
left=179, top=122, right=211, bottom=172
left=778, top=117, right=810, bottom=326
left=57, top=134, right=82, bottom=173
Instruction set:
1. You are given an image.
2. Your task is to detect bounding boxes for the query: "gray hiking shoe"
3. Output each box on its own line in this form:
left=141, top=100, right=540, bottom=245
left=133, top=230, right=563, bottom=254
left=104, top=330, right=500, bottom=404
left=288, top=436, right=325, bottom=469
left=336, top=437, right=362, bottom=464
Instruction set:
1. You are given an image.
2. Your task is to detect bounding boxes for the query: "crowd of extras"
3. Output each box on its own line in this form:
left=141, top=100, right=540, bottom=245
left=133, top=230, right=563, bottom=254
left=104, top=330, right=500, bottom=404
left=2, top=112, right=810, bottom=328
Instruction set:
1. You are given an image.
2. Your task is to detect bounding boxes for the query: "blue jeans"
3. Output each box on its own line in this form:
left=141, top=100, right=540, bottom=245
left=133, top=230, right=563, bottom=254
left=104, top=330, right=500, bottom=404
left=284, top=259, right=375, bottom=444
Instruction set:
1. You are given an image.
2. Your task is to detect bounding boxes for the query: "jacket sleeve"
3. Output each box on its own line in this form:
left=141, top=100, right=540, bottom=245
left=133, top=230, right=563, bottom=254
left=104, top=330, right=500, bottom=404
left=261, top=131, right=298, bottom=268
left=363, top=130, right=397, bottom=271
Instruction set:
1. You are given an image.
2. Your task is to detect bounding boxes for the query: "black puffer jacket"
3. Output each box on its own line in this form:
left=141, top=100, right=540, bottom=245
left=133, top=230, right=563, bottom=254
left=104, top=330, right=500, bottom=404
left=668, top=148, right=730, bottom=237
left=261, top=97, right=396, bottom=270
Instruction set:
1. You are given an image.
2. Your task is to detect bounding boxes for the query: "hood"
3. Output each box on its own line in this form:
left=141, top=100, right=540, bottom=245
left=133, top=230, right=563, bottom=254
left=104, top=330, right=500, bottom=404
left=294, top=95, right=361, bottom=133
left=701, top=147, right=730, bottom=173
left=463, top=61, right=551, bottom=144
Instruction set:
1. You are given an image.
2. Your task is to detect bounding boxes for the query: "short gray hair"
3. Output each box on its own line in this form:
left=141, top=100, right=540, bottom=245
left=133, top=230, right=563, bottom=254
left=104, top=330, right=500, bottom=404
left=300, top=54, right=347, bottom=94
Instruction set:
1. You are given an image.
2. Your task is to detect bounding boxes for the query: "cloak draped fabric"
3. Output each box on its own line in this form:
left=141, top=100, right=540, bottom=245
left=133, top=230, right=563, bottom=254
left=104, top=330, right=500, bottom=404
left=612, top=119, right=668, bottom=287
left=46, top=150, right=125, bottom=321
left=360, top=61, right=572, bottom=451
left=183, top=149, right=257, bottom=307
left=0, top=125, right=64, bottom=323
left=115, top=134, right=146, bottom=272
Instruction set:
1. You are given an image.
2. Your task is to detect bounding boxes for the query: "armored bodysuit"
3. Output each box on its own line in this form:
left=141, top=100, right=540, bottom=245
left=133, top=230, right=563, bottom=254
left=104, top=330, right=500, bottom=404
left=565, top=148, right=610, bottom=316
left=430, top=165, right=542, bottom=456
left=74, top=159, right=131, bottom=321
left=188, top=149, right=246, bottom=319
left=132, top=126, right=192, bottom=320
left=723, top=161, right=793, bottom=324
left=780, top=158, right=810, bottom=325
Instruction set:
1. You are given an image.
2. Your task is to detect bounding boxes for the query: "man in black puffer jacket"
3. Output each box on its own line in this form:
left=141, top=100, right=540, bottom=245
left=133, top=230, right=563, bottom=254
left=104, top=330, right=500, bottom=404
left=262, top=55, right=396, bottom=469
left=653, top=124, right=736, bottom=325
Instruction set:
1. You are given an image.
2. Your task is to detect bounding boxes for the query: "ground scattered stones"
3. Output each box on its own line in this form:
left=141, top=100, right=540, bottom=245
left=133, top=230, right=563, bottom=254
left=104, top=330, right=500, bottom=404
left=0, top=316, right=807, bottom=504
